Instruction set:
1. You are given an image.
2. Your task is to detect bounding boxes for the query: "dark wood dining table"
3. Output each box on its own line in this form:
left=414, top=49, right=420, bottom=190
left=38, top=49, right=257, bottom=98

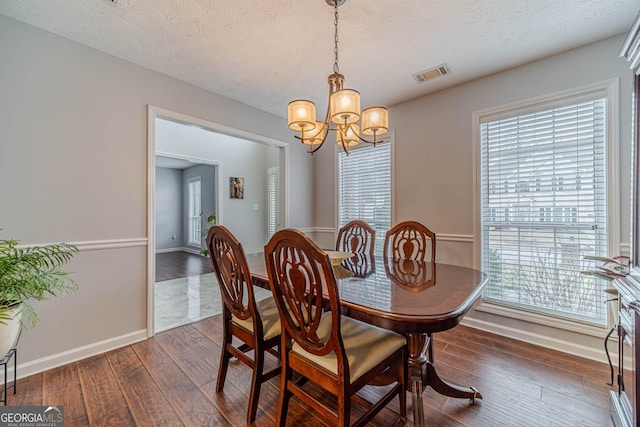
left=245, top=251, right=489, bottom=426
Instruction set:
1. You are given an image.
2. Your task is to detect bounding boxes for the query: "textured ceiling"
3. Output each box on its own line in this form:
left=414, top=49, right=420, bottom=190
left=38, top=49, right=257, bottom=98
left=0, top=0, right=637, bottom=118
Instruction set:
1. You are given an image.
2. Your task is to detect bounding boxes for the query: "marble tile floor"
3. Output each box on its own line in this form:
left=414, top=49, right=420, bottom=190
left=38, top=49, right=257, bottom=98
left=154, top=273, right=273, bottom=333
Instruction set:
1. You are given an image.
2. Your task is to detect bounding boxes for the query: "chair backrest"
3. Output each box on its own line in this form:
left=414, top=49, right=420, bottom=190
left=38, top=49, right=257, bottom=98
left=265, top=229, right=345, bottom=360
left=384, top=220, right=436, bottom=262
left=336, top=220, right=376, bottom=258
left=206, top=225, right=259, bottom=325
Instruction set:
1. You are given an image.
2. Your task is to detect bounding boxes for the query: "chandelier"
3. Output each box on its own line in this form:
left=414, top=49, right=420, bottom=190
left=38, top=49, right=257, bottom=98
left=287, top=0, right=389, bottom=155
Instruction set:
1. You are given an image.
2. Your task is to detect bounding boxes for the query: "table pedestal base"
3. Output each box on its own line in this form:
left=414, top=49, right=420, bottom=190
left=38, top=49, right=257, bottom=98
left=407, top=333, right=482, bottom=426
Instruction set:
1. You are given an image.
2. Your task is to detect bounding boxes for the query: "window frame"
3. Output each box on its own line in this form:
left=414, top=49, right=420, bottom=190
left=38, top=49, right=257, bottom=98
left=472, top=79, right=620, bottom=334
left=187, top=176, right=202, bottom=247
left=267, top=166, right=280, bottom=239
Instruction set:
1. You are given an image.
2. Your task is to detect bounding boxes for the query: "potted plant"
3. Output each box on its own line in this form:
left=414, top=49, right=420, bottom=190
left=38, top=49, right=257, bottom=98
left=0, top=234, right=78, bottom=356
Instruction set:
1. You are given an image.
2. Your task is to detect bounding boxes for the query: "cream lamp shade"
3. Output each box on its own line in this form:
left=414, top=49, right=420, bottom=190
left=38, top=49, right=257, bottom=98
left=330, top=89, right=361, bottom=125
left=362, top=107, right=389, bottom=136
left=288, top=100, right=317, bottom=131
left=303, top=121, right=327, bottom=145
left=338, top=124, right=360, bottom=147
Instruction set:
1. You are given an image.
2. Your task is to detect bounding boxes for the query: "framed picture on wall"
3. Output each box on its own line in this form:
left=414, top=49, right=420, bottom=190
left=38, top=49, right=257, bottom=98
left=230, top=177, right=244, bottom=199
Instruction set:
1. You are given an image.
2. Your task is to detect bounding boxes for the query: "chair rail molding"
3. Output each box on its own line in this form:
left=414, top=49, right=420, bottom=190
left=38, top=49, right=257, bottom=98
left=17, top=238, right=147, bottom=252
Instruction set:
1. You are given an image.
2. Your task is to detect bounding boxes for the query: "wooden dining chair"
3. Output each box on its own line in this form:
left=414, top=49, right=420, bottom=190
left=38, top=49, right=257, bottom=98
left=384, top=220, right=437, bottom=362
left=384, top=220, right=436, bottom=263
left=205, top=225, right=281, bottom=424
left=336, top=219, right=376, bottom=258
left=265, top=228, right=406, bottom=427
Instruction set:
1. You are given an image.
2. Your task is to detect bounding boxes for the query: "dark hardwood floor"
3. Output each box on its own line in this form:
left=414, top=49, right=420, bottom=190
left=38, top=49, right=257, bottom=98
left=8, top=316, right=614, bottom=426
left=156, top=251, right=213, bottom=282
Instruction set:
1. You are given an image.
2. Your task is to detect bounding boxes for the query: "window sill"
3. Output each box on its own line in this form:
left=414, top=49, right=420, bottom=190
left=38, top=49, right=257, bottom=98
left=474, top=301, right=610, bottom=339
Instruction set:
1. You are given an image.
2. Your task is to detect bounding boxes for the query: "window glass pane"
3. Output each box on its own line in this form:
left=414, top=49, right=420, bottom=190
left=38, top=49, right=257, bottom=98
left=338, top=144, right=391, bottom=255
left=188, top=177, right=202, bottom=246
left=480, top=98, right=607, bottom=325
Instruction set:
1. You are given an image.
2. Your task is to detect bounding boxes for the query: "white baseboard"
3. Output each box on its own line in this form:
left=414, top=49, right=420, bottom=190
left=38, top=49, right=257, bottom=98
left=155, top=247, right=183, bottom=254
left=12, top=329, right=148, bottom=379
left=155, top=247, right=202, bottom=255
left=461, top=316, right=613, bottom=364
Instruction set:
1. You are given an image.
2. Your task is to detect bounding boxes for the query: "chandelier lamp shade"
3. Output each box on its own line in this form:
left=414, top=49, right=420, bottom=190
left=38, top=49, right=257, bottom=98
left=287, top=0, right=389, bottom=155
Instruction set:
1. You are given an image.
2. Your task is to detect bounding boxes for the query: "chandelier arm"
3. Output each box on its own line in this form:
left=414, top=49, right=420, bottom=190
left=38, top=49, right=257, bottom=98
left=307, top=122, right=332, bottom=154
left=305, top=85, right=336, bottom=153
left=357, top=133, right=379, bottom=146
left=340, top=138, right=350, bottom=155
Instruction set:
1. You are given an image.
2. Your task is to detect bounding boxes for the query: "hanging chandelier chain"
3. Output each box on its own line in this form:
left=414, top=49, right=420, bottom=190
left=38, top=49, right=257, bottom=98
left=333, top=1, right=339, bottom=74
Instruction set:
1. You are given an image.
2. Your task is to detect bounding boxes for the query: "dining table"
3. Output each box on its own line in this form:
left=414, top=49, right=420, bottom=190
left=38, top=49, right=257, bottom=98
left=245, top=251, right=489, bottom=426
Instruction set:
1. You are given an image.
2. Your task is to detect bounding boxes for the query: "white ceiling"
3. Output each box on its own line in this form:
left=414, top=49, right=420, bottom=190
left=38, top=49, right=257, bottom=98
left=1, top=0, right=637, bottom=118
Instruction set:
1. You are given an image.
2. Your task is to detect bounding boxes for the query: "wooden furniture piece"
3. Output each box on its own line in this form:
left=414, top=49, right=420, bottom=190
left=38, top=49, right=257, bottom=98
left=205, top=225, right=281, bottom=424
left=336, top=220, right=376, bottom=258
left=384, top=220, right=436, bottom=263
left=612, top=276, right=640, bottom=427
left=247, top=250, right=488, bottom=426
left=615, top=16, right=640, bottom=427
left=265, top=229, right=407, bottom=427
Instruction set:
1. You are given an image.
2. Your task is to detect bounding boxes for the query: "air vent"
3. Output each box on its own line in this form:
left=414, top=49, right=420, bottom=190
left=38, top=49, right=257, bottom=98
left=412, top=64, right=451, bottom=83
left=101, top=0, right=121, bottom=6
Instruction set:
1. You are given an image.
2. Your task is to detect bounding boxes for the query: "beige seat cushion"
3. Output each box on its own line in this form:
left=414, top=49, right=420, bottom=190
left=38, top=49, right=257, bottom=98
left=232, top=292, right=281, bottom=341
left=291, top=313, right=406, bottom=382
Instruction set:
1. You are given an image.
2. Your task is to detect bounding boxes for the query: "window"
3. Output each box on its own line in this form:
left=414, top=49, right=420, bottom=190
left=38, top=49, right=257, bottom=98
left=188, top=177, right=202, bottom=246
left=338, top=143, right=391, bottom=255
left=479, top=87, right=611, bottom=325
left=267, top=167, right=279, bottom=239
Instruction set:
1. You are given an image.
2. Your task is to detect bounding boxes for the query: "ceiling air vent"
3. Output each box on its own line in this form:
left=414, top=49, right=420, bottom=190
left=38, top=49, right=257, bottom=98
left=412, top=63, right=451, bottom=83
left=101, top=0, right=122, bottom=6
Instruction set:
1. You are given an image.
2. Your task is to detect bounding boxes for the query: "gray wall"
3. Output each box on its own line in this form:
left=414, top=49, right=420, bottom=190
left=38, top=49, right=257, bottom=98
left=155, top=167, right=183, bottom=251
left=0, top=14, right=312, bottom=372
left=312, top=34, right=633, bottom=360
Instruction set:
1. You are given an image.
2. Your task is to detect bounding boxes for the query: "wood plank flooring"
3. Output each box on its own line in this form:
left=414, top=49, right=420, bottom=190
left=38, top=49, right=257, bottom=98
left=156, top=251, right=213, bottom=282
left=7, top=315, right=614, bottom=426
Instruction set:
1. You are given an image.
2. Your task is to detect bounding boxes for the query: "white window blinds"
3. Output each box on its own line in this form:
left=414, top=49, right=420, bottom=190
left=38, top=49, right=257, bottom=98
left=188, top=177, right=202, bottom=246
left=267, top=167, right=279, bottom=239
left=480, top=96, right=608, bottom=325
left=338, top=143, right=391, bottom=255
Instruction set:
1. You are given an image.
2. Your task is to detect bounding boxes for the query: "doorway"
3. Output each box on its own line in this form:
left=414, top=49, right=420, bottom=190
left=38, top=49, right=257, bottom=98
left=147, top=106, right=289, bottom=335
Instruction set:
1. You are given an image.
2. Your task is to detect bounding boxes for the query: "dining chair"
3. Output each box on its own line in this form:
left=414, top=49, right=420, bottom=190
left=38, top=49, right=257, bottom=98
left=205, top=225, right=281, bottom=424
left=265, top=228, right=406, bottom=427
left=336, top=219, right=376, bottom=258
left=384, top=220, right=436, bottom=263
left=384, top=220, right=437, bottom=362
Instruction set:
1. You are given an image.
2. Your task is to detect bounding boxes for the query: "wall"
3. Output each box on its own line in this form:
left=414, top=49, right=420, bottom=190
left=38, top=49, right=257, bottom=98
left=0, top=14, right=312, bottom=374
left=313, top=34, right=633, bottom=361
left=155, top=167, right=183, bottom=251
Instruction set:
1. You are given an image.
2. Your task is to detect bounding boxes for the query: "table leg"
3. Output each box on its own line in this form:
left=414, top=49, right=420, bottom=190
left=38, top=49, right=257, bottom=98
left=407, top=333, right=482, bottom=426
left=407, top=334, right=428, bottom=427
